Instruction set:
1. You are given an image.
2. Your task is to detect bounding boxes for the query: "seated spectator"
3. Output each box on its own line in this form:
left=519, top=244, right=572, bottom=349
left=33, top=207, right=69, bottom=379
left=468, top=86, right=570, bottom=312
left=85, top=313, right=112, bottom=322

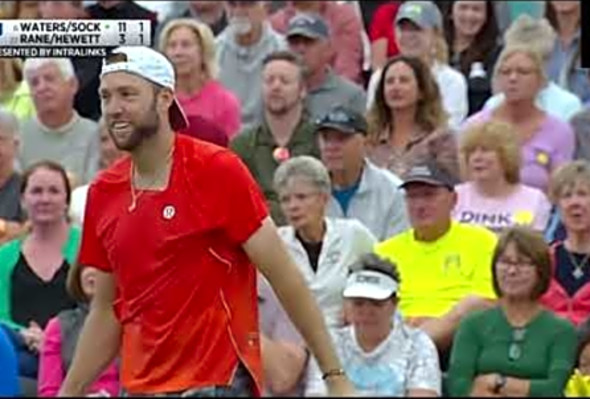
left=484, top=15, right=583, bottom=122
left=541, top=161, right=590, bottom=326
left=546, top=1, right=589, bottom=104
left=274, top=156, right=376, bottom=329
left=0, top=59, right=35, bottom=121
left=230, top=51, right=318, bottom=225
left=367, top=1, right=468, bottom=129
left=305, top=253, right=441, bottom=396
left=317, top=105, right=408, bottom=240
left=444, top=0, right=502, bottom=115
left=159, top=18, right=241, bottom=141
left=465, top=45, right=575, bottom=193
left=447, top=226, right=577, bottom=397
left=157, top=1, right=228, bottom=40
left=565, top=317, right=590, bottom=396
left=216, top=0, right=286, bottom=131
left=39, top=1, right=102, bottom=122
left=454, top=121, right=552, bottom=233
left=367, top=2, right=403, bottom=71
left=69, top=118, right=124, bottom=227
left=0, top=325, right=19, bottom=396
left=286, top=13, right=367, bottom=121
left=85, top=0, right=158, bottom=44
left=270, top=1, right=364, bottom=85
left=375, top=160, right=497, bottom=352
left=0, top=161, right=80, bottom=378
left=258, top=274, right=307, bottom=396
left=366, top=55, right=458, bottom=179
left=0, top=110, right=28, bottom=243
left=21, top=58, right=100, bottom=187
left=38, top=263, right=119, bottom=397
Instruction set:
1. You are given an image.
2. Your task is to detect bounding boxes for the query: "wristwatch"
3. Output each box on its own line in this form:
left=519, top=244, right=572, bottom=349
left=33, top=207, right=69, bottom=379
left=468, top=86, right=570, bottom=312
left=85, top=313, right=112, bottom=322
left=493, top=374, right=507, bottom=394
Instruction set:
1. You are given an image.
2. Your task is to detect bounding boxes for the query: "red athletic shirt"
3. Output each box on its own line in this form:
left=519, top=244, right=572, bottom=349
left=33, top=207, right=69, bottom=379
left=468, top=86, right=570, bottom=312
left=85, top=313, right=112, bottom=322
left=79, top=135, right=268, bottom=394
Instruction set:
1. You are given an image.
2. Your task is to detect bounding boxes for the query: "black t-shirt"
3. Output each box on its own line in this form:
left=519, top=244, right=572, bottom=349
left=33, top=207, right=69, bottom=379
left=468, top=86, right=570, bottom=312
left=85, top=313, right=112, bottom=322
left=10, top=253, right=76, bottom=328
left=296, top=233, right=323, bottom=273
left=555, top=242, right=590, bottom=298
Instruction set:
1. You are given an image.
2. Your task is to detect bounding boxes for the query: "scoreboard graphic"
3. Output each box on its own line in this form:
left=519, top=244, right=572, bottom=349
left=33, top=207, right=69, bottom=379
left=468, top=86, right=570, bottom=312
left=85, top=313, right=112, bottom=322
left=0, top=20, right=151, bottom=58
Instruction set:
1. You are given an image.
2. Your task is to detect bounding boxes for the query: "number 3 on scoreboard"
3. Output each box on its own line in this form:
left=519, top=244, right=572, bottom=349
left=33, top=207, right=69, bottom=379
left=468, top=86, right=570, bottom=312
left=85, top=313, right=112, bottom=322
left=119, top=33, right=126, bottom=45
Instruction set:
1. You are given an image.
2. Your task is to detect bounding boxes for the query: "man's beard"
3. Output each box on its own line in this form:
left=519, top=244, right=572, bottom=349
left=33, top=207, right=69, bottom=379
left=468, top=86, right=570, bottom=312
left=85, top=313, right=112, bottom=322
left=266, top=97, right=299, bottom=117
left=109, top=101, right=160, bottom=152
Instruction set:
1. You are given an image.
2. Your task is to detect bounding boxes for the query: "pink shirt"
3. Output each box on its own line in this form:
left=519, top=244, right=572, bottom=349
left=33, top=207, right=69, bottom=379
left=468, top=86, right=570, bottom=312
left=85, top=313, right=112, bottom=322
left=453, top=182, right=552, bottom=233
left=38, top=317, right=120, bottom=397
left=176, top=80, right=242, bottom=140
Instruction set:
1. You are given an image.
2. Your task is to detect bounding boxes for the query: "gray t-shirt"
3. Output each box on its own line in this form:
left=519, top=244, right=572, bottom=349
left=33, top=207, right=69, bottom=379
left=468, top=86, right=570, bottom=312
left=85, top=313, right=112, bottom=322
left=306, top=69, right=367, bottom=122
left=216, top=23, right=287, bottom=131
left=19, top=113, right=100, bottom=185
left=0, top=173, right=23, bottom=222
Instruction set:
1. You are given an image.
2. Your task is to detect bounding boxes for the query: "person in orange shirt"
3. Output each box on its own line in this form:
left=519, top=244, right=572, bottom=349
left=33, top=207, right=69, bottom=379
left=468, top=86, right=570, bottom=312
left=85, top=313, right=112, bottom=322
left=57, top=46, right=355, bottom=397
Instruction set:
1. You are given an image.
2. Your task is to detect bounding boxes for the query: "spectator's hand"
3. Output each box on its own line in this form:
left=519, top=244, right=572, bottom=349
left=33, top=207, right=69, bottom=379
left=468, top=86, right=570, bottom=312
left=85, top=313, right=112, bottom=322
left=450, top=295, right=496, bottom=321
left=406, top=316, right=434, bottom=327
left=470, top=374, right=501, bottom=397
left=325, top=375, right=357, bottom=397
left=20, top=321, right=44, bottom=352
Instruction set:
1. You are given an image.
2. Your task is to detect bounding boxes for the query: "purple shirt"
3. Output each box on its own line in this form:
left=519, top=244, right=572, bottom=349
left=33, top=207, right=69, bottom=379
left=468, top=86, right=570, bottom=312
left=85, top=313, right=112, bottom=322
left=463, top=109, right=575, bottom=192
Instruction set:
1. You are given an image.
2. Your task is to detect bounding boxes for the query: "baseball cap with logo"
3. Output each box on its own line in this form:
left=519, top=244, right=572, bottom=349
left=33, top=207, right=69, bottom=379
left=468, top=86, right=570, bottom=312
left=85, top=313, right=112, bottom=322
left=395, top=1, right=442, bottom=30
left=343, top=270, right=399, bottom=301
left=315, top=106, right=367, bottom=136
left=286, top=12, right=329, bottom=40
left=401, top=160, right=458, bottom=190
left=100, top=46, right=189, bottom=131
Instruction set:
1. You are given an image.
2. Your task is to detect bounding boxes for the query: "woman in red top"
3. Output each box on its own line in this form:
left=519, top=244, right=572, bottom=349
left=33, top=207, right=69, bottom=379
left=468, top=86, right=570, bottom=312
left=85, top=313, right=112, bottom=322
left=542, top=160, right=590, bottom=325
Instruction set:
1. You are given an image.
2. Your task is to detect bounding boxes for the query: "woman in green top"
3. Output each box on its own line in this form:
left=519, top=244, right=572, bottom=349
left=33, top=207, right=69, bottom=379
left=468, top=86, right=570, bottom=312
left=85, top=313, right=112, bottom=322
left=447, top=226, right=577, bottom=397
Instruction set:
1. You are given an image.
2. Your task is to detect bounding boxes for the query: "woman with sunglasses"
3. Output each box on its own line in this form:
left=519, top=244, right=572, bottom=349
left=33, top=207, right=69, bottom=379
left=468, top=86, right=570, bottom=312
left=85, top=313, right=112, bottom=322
left=447, top=226, right=577, bottom=397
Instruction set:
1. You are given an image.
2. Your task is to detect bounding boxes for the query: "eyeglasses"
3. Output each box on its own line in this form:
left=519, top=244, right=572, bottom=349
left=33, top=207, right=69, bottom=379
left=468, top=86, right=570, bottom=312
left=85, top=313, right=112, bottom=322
left=508, top=327, right=526, bottom=361
left=496, top=257, right=536, bottom=271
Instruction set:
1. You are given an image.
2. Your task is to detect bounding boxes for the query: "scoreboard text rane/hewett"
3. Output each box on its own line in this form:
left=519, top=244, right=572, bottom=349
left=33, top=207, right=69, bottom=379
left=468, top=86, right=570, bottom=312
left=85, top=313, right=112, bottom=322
left=0, top=19, right=151, bottom=58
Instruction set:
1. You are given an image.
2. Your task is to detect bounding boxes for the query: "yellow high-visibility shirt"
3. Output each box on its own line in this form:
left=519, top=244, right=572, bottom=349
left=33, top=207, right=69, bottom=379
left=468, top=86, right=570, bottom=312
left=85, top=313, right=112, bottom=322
left=375, top=222, right=497, bottom=318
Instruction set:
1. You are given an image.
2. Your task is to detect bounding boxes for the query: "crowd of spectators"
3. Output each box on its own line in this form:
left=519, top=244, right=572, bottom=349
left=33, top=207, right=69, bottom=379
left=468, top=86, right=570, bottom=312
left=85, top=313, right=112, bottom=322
left=0, top=0, right=589, bottom=397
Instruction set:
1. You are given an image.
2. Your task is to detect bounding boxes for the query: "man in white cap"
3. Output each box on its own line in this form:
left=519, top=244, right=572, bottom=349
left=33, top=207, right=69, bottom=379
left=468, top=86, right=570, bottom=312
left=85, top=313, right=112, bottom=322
left=58, top=46, right=354, bottom=397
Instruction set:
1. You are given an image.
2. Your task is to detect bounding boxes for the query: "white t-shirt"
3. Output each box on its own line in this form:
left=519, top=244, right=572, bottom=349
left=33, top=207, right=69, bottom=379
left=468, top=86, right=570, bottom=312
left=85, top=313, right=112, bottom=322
left=453, top=182, right=552, bottom=233
left=305, top=323, right=441, bottom=396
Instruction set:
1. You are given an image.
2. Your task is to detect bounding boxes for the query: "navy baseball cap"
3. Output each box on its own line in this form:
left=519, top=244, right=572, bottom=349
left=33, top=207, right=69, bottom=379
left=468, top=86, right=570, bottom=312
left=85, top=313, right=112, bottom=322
left=315, top=106, right=367, bottom=136
left=401, top=160, right=458, bottom=190
left=287, top=13, right=329, bottom=40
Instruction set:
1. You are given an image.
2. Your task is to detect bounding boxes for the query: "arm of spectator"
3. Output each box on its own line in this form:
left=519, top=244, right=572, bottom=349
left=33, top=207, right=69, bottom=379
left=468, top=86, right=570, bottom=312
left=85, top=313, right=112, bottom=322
left=331, top=4, right=364, bottom=84
left=58, top=270, right=122, bottom=396
left=261, top=333, right=307, bottom=395
left=442, top=71, right=469, bottom=129
left=446, top=313, right=483, bottom=397
left=406, top=330, right=441, bottom=397
left=38, top=317, right=65, bottom=397
left=370, top=39, right=389, bottom=72
left=502, top=324, right=577, bottom=397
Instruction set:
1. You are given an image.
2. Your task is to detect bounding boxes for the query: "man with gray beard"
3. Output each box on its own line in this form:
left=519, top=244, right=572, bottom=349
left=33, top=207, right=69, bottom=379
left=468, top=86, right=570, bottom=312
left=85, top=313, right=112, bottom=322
left=231, top=50, right=320, bottom=226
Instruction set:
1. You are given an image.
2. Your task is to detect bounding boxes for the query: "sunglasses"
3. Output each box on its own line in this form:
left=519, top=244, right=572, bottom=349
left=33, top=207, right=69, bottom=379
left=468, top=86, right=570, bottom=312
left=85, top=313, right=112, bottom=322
left=508, top=327, right=526, bottom=361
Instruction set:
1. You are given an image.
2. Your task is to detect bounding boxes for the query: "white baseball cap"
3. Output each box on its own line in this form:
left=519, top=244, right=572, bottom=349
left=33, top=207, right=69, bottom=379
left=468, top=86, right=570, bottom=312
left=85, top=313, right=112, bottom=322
left=343, top=270, right=399, bottom=301
left=100, top=46, right=189, bottom=131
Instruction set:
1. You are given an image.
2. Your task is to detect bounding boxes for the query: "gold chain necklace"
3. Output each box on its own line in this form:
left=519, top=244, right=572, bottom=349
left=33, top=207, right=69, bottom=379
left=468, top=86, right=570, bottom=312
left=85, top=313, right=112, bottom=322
left=128, top=143, right=175, bottom=212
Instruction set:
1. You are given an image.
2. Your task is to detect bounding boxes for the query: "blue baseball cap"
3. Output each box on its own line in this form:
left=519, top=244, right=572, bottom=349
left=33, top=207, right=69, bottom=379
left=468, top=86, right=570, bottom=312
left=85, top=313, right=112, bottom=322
left=287, top=13, right=329, bottom=40
left=101, top=46, right=189, bottom=131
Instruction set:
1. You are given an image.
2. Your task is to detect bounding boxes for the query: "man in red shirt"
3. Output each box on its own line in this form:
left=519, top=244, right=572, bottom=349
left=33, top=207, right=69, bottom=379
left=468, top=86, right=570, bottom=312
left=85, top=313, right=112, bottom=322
left=58, top=46, right=354, bottom=397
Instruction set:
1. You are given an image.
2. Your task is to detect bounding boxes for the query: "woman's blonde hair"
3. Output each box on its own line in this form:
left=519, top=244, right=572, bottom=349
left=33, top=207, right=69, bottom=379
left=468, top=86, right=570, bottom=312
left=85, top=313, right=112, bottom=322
left=431, top=26, right=449, bottom=65
left=548, top=160, right=590, bottom=204
left=158, top=18, right=218, bottom=80
left=459, top=121, right=522, bottom=184
left=493, top=45, right=548, bottom=90
left=367, top=55, right=447, bottom=145
left=0, top=58, right=23, bottom=96
left=504, top=14, right=557, bottom=61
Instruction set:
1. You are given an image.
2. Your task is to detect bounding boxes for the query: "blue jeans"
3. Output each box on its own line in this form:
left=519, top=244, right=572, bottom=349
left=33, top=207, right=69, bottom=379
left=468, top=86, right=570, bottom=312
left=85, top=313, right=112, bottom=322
left=122, top=363, right=254, bottom=397
left=0, top=323, right=38, bottom=378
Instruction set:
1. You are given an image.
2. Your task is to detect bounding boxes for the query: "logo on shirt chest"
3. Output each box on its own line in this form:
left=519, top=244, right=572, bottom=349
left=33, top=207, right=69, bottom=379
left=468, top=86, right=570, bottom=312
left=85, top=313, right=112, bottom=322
left=162, top=205, right=176, bottom=220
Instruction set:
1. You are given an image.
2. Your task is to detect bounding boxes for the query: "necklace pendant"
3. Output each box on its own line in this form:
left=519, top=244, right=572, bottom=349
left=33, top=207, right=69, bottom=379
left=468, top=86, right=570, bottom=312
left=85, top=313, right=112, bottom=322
left=573, top=267, right=585, bottom=280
